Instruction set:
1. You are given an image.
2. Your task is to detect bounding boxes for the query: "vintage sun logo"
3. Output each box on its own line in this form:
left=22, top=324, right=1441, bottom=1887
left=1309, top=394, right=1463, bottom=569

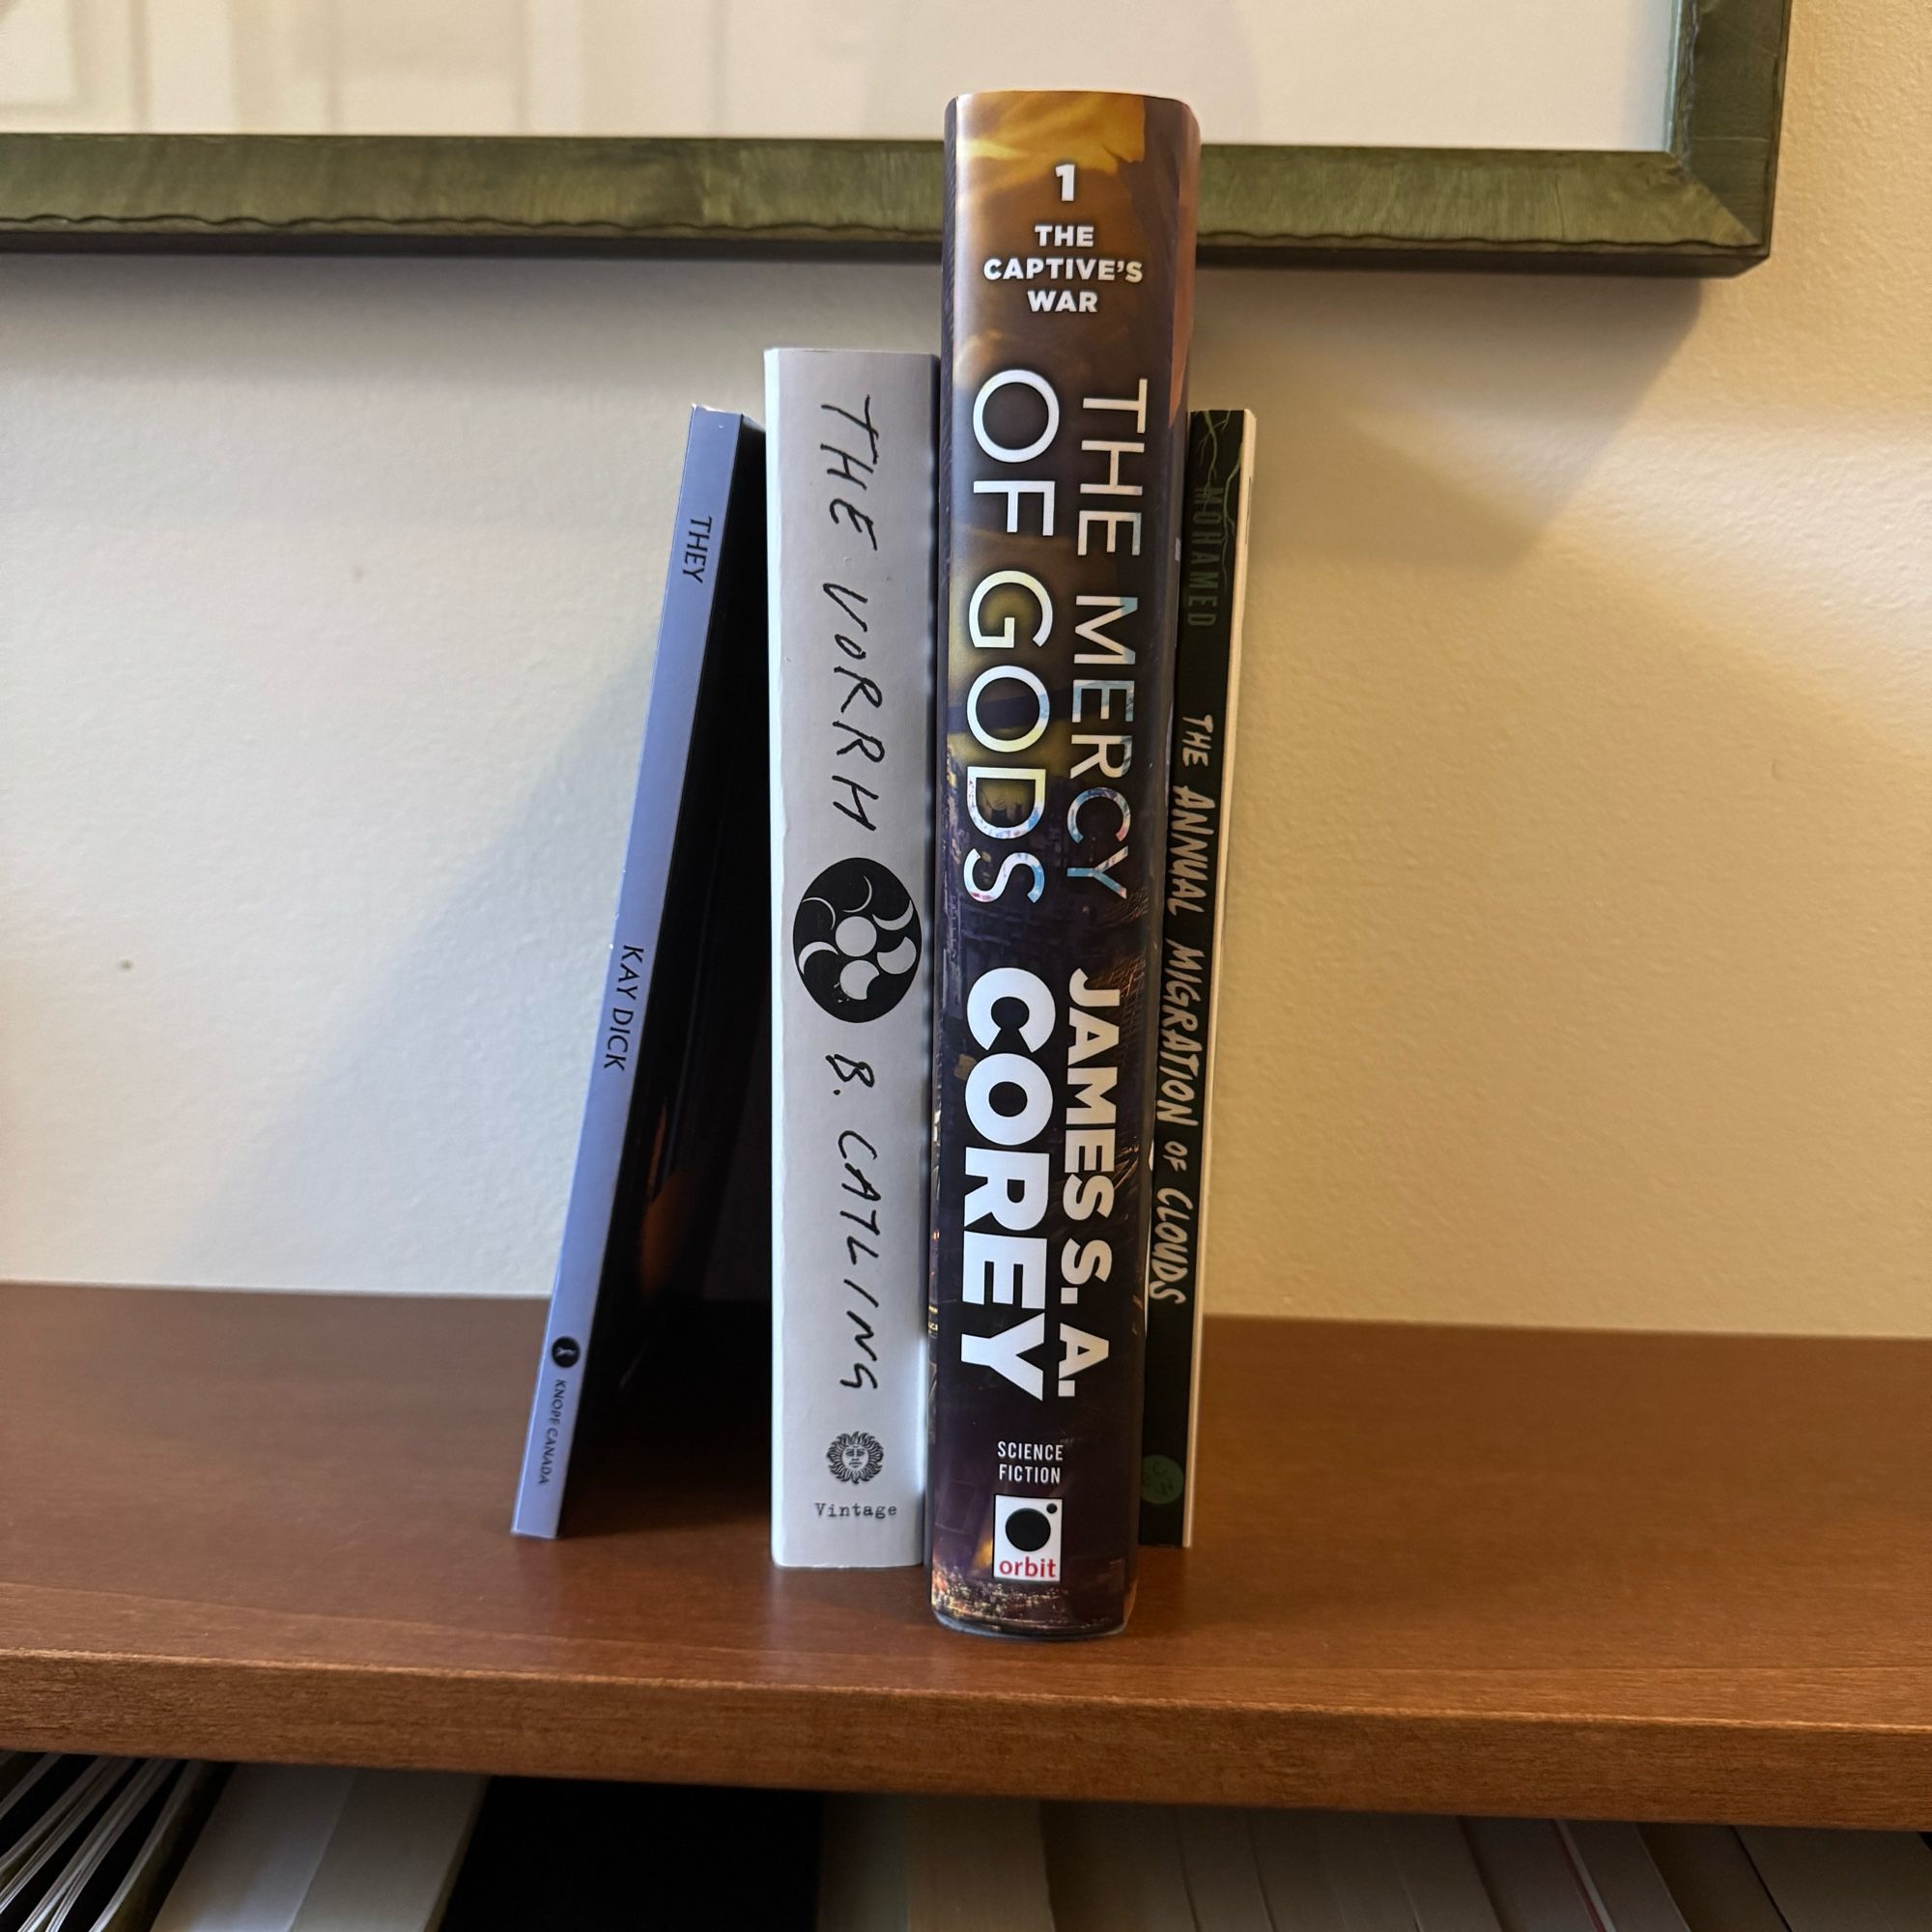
left=826, top=1431, right=885, bottom=1485
left=792, top=857, right=922, bottom=1023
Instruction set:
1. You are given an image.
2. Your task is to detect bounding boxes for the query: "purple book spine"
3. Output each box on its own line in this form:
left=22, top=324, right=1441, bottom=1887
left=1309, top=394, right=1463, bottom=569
left=512, top=408, right=750, bottom=1537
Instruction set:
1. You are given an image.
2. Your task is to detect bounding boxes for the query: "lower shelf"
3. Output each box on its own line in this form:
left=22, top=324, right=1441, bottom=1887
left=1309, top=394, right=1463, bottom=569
left=1, top=1283, right=1927, bottom=1825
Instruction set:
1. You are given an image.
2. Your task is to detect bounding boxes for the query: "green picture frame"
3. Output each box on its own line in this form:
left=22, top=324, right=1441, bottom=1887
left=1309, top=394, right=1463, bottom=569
left=0, top=0, right=1788, bottom=272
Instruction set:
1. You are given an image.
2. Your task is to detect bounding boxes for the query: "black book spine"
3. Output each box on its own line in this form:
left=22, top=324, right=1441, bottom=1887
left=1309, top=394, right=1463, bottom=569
left=1140, top=409, right=1254, bottom=1548
left=929, top=90, right=1200, bottom=1637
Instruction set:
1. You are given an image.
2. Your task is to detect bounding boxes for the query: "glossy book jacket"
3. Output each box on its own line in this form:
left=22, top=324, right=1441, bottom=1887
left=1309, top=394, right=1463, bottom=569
left=928, top=90, right=1200, bottom=1637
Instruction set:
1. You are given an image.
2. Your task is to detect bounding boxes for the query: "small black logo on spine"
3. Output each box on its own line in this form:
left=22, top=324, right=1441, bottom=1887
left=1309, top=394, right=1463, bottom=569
left=793, top=858, right=921, bottom=1022
left=551, top=1337, right=581, bottom=1369
left=827, top=1432, right=885, bottom=1485
left=1004, top=1506, right=1054, bottom=1550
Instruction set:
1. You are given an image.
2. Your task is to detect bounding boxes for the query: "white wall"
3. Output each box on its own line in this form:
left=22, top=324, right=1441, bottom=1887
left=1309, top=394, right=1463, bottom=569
left=0, top=0, right=1672, bottom=149
left=3, top=0, right=1927, bottom=1328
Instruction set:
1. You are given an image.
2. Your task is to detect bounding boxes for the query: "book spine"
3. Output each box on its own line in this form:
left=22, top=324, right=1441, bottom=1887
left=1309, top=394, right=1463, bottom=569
left=1140, top=409, right=1255, bottom=1548
left=929, top=92, right=1200, bottom=1636
left=768, top=348, right=938, bottom=1567
left=512, top=409, right=746, bottom=1538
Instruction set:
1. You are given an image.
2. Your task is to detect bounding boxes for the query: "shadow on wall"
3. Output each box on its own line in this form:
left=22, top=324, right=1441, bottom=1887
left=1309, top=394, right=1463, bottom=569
left=1197, top=269, right=1929, bottom=1334
left=1, top=251, right=937, bottom=1299
left=175, top=632, right=649, bottom=1297
left=1201, top=270, right=1703, bottom=564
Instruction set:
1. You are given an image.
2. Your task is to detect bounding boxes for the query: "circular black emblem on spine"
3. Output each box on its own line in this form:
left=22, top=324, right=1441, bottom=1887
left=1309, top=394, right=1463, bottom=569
left=792, top=858, right=921, bottom=1023
left=827, top=1432, right=885, bottom=1485
left=1004, top=1507, right=1054, bottom=1552
left=551, top=1336, right=581, bottom=1369
left=1140, top=1455, right=1184, bottom=1508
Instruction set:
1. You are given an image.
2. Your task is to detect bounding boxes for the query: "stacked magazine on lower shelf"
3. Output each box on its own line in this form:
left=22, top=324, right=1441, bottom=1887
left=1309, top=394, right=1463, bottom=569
left=7, top=1751, right=1926, bottom=1931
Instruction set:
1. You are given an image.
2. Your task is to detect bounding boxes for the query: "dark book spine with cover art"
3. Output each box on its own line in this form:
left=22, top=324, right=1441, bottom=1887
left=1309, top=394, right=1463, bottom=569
left=1140, top=409, right=1255, bottom=1548
left=929, top=90, right=1200, bottom=1637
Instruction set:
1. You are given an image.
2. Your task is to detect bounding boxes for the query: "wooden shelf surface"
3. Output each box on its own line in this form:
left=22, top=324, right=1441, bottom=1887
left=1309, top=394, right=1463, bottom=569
left=2, top=1283, right=1929, bottom=1827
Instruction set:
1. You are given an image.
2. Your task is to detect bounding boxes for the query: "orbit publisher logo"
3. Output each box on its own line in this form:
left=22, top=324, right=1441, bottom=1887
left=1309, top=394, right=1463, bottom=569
left=992, top=1495, right=1062, bottom=1584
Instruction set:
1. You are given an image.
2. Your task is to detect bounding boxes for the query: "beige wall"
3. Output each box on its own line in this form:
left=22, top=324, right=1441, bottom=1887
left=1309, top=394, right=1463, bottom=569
left=3, top=4, right=1923, bottom=1329
left=1208, top=0, right=1931, bottom=1329
left=0, top=0, right=1671, bottom=147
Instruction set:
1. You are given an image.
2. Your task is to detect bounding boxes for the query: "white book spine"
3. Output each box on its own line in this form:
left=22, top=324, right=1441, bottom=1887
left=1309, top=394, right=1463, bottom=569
left=767, top=347, right=937, bottom=1567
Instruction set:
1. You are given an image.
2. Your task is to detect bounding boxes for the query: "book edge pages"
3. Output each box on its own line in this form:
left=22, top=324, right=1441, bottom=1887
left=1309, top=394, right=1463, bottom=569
left=1172, top=1806, right=1276, bottom=1932
left=20, top=1760, right=169, bottom=1932
left=0, top=1759, right=133, bottom=1914
left=1312, top=1814, right=1427, bottom=1932
left=150, top=1764, right=355, bottom=1932
left=1639, top=1825, right=1790, bottom=1932
left=0, top=1758, right=68, bottom=1860
left=1738, top=1826, right=1932, bottom=1932
left=1245, top=1809, right=1350, bottom=1932
left=285, top=1771, right=486, bottom=1932
left=1381, top=1813, right=1504, bottom=1932
left=1039, top=1803, right=1195, bottom=1932
left=814, top=1794, right=911, bottom=1932
left=1463, top=1818, right=1602, bottom=1932
left=1561, top=1819, right=1693, bottom=1932
left=905, top=1796, right=1054, bottom=1932
left=80, top=1761, right=216, bottom=1932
